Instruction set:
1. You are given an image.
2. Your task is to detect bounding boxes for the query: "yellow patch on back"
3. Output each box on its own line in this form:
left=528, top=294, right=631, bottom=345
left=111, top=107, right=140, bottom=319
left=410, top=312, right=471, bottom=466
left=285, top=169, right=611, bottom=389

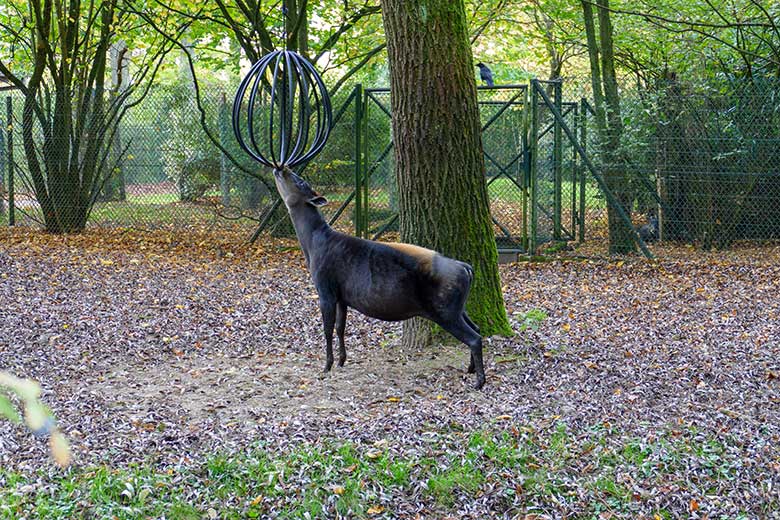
left=384, top=242, right=435, bottom=272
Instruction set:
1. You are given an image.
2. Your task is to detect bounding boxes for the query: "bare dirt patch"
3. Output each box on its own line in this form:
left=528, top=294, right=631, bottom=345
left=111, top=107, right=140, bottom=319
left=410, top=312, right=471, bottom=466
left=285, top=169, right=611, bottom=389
left=90, top=343, right=477, bottom=428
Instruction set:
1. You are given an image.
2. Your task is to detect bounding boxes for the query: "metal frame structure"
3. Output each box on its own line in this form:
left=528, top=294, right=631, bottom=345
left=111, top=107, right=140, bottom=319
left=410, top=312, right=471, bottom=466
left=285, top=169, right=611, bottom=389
left=232, top=50, right=333, bottom=171
left=1, top=73, right=16, bottom=226
left=338, top=81, right=589, bottom=254
left=530, top=79, right=652, bottom=258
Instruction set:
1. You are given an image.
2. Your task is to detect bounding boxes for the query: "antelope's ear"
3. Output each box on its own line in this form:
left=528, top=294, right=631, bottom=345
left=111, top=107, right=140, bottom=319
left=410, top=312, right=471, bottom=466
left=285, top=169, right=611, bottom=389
left=308, top=195, right=328, bottom=207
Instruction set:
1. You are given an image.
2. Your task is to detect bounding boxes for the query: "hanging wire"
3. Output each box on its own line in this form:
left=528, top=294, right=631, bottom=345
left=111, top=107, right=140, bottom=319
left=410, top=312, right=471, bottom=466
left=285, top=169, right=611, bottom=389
left=281, top=5, right=288, bottom=51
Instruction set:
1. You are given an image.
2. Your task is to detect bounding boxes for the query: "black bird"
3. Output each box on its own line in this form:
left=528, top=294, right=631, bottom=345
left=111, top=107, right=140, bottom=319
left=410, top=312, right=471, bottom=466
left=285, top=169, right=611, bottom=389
left=476, top=62, right=494, bottom=87
left=637, top=214, right=659, bottom=243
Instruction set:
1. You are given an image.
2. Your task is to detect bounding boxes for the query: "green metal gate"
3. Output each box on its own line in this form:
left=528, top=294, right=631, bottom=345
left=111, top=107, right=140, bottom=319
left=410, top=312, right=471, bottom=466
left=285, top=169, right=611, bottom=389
left=528, top=80, right=582, bottom=251
left=335, top=80, right=587, bottom=253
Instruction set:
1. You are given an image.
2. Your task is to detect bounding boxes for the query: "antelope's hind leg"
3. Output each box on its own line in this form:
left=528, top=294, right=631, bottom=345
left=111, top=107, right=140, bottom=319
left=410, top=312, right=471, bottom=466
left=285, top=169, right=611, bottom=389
left=439, top=316, right=485, bottom=390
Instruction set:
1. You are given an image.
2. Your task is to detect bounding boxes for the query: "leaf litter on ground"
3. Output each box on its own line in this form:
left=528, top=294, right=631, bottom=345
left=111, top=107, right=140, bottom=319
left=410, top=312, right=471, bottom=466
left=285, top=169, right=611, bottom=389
left=0, top=228, right=778, bottom=518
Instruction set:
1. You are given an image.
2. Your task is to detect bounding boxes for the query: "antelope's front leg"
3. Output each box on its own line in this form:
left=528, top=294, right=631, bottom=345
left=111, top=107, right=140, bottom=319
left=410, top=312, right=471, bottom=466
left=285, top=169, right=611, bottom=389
left=319, top=297, right=337, bottom=372
left=335, top=301, right=348, bottom=367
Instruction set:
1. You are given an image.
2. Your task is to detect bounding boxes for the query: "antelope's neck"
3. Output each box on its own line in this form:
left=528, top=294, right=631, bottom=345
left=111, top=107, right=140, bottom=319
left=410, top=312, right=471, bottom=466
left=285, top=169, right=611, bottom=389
left=288, top=204, right=330, bottom=266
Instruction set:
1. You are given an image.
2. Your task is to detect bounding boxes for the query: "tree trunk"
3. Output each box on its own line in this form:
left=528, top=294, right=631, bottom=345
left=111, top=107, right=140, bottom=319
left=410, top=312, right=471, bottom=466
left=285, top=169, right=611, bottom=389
left=380, top=0, right=512, bottom=349
left=582, top=0, right=635, bottom=254
left=101, top=40, right=129, bottom=202
left=537, top=6, right=562, bottom=81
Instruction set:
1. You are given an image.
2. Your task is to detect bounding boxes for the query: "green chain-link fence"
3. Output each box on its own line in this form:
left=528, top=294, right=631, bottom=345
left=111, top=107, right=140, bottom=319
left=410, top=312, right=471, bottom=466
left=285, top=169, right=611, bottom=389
left=2, top=77, right=779, bottom=255
left=352, top=84, right=551, bottom=252
left=561, top=77, right=780, bottom=256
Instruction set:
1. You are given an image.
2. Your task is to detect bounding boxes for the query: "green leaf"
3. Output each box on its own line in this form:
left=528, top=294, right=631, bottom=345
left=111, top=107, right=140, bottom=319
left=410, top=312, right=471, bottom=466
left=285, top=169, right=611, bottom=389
left=0, top=394, right=22, bottom=424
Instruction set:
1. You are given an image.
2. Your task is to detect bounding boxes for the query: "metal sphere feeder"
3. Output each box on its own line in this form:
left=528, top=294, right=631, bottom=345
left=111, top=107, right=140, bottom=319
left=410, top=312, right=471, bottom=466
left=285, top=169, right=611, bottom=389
left=232, top=49, right=333, bottom=170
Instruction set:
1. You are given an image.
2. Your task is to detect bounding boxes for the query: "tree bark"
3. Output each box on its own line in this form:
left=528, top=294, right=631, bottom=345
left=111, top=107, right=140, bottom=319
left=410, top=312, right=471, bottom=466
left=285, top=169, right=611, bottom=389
left=380, top=0, right=513, bottom=348
left=582, top=0, right=636, bottom=254
left=101, top=40, right=129, bottom=203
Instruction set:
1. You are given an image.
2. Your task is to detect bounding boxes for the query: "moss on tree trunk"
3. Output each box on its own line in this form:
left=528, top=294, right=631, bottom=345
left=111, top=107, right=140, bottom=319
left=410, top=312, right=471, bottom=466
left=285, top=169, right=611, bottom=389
left=379, top=0, right=513, bottom=348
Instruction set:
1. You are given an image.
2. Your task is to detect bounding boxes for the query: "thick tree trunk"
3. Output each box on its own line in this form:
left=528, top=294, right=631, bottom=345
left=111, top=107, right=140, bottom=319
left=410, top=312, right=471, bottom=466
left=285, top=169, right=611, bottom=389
left=380, top=0, right=512, bottom=348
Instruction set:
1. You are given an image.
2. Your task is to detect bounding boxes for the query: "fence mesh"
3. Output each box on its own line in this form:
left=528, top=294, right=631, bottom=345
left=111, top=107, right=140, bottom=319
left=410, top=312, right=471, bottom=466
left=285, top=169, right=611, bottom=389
left=530, top=80, right=581, bottom=250
left=362, top=89, right=396, bottom=239
left=568, top=77, right=780, bottom=255
left=359, top=86, right=532, bottom=246
left=1, top=77, right=779, bottom=255
left=0, top=84, right=360, bottom=237
left=643, top=79, right=780, bottom=248
left=479, top=85, right=528, bottom=251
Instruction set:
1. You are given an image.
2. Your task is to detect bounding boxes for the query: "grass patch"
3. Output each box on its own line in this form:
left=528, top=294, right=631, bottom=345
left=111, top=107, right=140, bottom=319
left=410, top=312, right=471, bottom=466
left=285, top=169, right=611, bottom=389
left=1, top=177, right=604, bottom=234
left=487, top=177, right=605, bottom=208
left=0, top=424, right=755, bottom=519
left=426, top=460, right=484, bottom=506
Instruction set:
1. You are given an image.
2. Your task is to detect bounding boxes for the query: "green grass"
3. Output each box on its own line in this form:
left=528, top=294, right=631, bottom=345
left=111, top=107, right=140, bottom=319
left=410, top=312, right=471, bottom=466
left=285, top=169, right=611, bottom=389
left=0, top=423, right=761, bottom=519
left=89, top=201, right=214, bottom=227
left=1, top=177, right=605, bottom=232
left=487, top=177, right=606, bottom=209
left=426, top=460, right=484, bottom=506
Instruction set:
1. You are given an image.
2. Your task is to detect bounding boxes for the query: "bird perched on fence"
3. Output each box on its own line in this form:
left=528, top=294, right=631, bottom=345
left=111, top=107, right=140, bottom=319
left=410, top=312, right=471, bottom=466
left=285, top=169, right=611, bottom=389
left=476, top=62, right=494, bottom=87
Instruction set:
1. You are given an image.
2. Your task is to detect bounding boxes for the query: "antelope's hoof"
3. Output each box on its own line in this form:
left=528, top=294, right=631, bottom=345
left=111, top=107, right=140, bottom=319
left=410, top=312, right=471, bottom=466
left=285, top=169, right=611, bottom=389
left=473, top=377, right=486, bottom=390
left=338, top=356, right=347, bottom=367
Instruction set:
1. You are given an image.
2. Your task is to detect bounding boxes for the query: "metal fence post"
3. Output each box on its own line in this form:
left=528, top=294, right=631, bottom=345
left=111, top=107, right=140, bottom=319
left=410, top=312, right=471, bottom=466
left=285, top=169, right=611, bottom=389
left=6, top=96, right=13, bottom=227
left=361, top=90, right=370, bottom=238
left=529, top=80, right=539, bottom=253
left=553, top=80, right=562, bottom=241
left=353, top=83, right=363, bottom=237
left=579, top=98, right=587, bottom=242
left=522, top=86, right=530, bottom=250
left=571, top=103, right=578, bottom=238
left=534, top=84, right=653, bottom=258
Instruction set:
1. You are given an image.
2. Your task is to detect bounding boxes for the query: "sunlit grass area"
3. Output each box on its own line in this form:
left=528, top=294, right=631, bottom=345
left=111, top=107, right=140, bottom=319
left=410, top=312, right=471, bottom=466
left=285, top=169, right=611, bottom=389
left=0, top=423, right=762, bottom=519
